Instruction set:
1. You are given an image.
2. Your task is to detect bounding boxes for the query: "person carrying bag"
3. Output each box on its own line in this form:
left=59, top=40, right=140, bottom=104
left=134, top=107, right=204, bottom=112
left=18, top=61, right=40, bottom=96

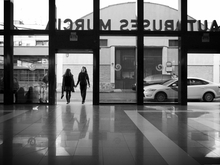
left=61, top=68, right=75, bottom=104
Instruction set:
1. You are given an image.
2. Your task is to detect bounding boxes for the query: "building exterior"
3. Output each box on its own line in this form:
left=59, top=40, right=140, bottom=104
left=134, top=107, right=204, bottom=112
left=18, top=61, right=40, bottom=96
left=1, top=1, right=220, bottom=105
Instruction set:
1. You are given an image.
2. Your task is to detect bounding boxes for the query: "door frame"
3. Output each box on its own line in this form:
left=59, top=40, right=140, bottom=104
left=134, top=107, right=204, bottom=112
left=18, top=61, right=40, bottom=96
left=55, top=50, right=94, bottom=104
left=48, top=31, right=99, bottom=105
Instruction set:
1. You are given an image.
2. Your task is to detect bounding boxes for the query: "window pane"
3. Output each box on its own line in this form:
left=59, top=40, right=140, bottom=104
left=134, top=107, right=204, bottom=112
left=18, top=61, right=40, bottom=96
left=144, top=37, right=179, bottom=103
left=188, top=0, right=220, bottom=32
left=188, top=53, right=220, bottom=102
left=14, top=35, right=49, bottom=103
left=0, top=35, right=3, bottom=103
left=100, top=36, right=137, bottom=103
left=56, top=0, right=93, bottom=30
left=13, top=0, right=48, bottom=30
left=144, top=0, right=179, bottom=31
left=100, top=0, right=137, bottom=31
left=0, top=0, right=3, bottom=29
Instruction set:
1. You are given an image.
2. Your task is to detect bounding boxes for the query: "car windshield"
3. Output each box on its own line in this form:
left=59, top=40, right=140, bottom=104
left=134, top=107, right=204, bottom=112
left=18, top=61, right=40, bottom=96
left=162, top=78, right=177, bottom=86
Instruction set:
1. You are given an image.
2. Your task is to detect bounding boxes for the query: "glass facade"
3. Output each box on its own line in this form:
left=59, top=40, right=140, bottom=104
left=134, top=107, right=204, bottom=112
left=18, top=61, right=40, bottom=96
left=0, top=0, right=3, bottom=29
left=187, top=53, right=220, bottom=102
left=0, top=35, right=3, bottom=103
left=13, top=35, right=49, bottom=103
left=1, top=0, right=220, bottom=105
left=143, top=37, right=179, bottom=103
left=144, top=0, right=180, bottom=31
left=99, top=36, right=137, bottom=103
left=100, top=1, right=137, bottom=31
left=13, top=0, right=48, bottom=30
left=188, top=0, right=220, bottom=32
left=56, top=0, right=93, bottom=30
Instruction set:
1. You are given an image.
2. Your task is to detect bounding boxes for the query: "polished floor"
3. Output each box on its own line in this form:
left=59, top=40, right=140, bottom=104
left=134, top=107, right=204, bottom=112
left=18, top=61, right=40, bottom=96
left=0, top=102, right=220, bottom=165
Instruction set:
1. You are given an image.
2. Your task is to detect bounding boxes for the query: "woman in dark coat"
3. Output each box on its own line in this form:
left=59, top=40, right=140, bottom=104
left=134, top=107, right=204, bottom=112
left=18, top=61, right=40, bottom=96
left=61, top=68, right=75, bottom=104
left=75, top=66, right=90, bottom=104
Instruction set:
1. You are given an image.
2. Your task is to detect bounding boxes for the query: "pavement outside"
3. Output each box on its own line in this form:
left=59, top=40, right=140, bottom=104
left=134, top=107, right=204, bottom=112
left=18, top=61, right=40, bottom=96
left=57, top=90, right=137, bottom=103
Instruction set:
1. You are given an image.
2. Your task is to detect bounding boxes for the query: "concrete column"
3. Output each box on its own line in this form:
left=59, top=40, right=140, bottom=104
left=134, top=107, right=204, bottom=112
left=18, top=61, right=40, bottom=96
left=110, top=46, right=115, bottom=84
left=56, top=54, right=63, bottom=90
left=162, top=46, right=168, bottom=74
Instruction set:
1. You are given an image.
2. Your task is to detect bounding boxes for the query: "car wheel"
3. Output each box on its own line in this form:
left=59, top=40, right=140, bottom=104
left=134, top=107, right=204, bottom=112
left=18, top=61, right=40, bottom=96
left=203, top=92, right=214, bottom=102
left=155, top=92, right=167, bottom=102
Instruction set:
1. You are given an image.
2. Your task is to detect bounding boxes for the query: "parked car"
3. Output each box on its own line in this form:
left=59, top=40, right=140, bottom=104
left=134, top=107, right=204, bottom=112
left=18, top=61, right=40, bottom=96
left=132, top=74, right=173, bottom=90
left=143, top=77, right=220, bottom=102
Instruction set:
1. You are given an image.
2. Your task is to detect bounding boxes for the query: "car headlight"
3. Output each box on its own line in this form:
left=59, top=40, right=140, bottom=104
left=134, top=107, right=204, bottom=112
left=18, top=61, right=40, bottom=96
left=145, top=89, right=156, bottom=92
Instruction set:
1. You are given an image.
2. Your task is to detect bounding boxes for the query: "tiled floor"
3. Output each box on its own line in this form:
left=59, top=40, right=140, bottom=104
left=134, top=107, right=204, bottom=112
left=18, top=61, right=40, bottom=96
left=0, top=102, right=220, bottom=165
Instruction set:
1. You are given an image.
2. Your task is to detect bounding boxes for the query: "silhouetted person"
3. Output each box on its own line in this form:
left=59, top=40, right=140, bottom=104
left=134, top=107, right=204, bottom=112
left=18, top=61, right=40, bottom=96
left=61, top=68, right=75, bottom=104
left=75, top=66, right=90, bottom=104
left=15, top=87, right=26, bottom=103
left=26, top=86, right=34, bottom=103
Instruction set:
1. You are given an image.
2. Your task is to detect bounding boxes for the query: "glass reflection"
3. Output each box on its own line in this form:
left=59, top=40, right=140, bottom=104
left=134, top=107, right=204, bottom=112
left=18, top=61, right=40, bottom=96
left=0, top=0, right=3, bottom=29
left=100, top=1, right=137, bottom=31
left=56, top=0, right=93, bottom=30
left=188, top=53, right=220, bottom=102
left=145, top=0, right=178, bottom=10
left=0, top=35, right=3, bottom=103
left=13, top=35, right=49, bottom=103
left=188, top=0, right=220, bottom=32
left=13, top=0, right=48, bottom=30
left=144, top=0, right=179, bottom=31
left=99, top=37, right=137, bottom=103
left=144, top=37, right=179, bottom=103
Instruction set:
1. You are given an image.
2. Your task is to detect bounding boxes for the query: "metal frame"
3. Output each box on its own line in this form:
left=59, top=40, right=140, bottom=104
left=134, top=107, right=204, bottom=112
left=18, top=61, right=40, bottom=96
left=3, top=0, right=220, bottom=105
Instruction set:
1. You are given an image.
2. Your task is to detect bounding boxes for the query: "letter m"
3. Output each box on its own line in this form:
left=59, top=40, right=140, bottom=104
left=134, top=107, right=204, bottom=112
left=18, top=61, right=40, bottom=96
left=100, top=19, right=111, bottom=30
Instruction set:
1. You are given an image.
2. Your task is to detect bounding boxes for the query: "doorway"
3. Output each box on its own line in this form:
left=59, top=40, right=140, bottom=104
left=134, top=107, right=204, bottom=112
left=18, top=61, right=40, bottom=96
left=56, top=51, right=93, bottom=104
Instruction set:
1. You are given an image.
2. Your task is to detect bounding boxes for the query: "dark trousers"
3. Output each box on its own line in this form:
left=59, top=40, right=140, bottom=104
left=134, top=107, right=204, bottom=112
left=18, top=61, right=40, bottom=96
left=65, top=90, right=71, bottom=102
left=80, top=84, right=87, bottom=102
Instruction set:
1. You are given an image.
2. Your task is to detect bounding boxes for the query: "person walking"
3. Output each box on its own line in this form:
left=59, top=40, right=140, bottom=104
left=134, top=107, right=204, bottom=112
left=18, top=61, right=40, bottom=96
left=61, top=68, right=75, bottom=104
left=75, top=66, right=90, bottom=104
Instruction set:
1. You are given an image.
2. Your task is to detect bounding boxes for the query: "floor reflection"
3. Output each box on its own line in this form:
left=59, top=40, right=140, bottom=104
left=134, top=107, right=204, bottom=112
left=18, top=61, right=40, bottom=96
left=0, top=103, right=219, bottom=165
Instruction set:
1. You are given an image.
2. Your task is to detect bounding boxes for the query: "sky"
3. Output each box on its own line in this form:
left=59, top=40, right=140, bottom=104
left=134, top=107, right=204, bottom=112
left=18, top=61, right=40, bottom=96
left=0, top=0, right=220, bottom=25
